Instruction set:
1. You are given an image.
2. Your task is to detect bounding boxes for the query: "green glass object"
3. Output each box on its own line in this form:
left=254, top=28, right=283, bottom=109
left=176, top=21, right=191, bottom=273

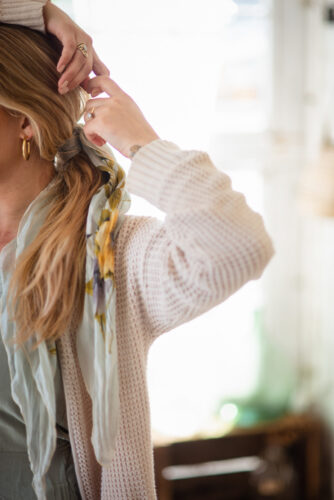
left=217, top=309, right=296, bottom=428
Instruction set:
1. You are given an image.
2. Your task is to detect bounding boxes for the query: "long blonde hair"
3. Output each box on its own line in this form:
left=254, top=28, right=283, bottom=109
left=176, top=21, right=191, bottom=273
left=0, top=24, right=105, bottom=346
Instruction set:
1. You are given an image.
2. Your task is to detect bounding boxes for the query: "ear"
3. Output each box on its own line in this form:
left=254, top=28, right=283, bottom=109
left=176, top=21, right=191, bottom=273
left=18, top=116, right=34, bottom=140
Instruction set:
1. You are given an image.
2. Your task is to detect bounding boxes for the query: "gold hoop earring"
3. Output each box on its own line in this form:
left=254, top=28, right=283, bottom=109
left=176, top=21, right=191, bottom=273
left=22, top=138, right=31, bottom=161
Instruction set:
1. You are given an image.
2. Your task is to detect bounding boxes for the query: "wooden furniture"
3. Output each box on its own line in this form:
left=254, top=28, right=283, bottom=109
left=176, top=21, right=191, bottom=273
left=153, top=414, right=331, bottom=500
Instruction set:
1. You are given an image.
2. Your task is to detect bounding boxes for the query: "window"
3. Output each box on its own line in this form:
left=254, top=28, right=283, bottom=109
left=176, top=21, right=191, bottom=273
left=57, top=0, right=272, bottom=442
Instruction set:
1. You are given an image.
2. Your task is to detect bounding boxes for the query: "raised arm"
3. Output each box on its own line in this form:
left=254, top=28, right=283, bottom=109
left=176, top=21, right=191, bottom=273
left=83, top=76, right=274, bottom=340
left=114, top=139, right=274, bottom=339
left=0, top=1, right=109, bottom=93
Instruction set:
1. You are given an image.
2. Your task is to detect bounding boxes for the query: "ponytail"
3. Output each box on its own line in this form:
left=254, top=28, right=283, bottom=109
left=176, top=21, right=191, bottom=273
left=9, top=152, right=104, bottom=346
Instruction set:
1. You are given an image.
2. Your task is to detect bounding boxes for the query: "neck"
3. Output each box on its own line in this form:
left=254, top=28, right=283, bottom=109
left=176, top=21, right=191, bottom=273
left=0, top=154, right=55, bottom=243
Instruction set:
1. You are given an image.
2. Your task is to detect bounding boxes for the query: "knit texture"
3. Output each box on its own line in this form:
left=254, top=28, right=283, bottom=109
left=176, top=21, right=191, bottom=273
left=57, top=326, right=102, bottom=499
left=0, top=0, right=46, bottom=32
left=57, top=139, right=274, bottom=499
left=0, top=4, right=274, bottom=498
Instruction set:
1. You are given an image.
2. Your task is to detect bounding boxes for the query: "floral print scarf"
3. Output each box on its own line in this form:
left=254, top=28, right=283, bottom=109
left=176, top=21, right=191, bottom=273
left=0, top=126, right=131, bottom=498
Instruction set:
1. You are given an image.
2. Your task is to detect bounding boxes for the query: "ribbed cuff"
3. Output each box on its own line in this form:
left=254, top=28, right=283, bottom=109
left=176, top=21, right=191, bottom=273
left=126, top=139, right=181, bottom=208
left=126, top=138, right=212, bottom=213
left=0, top=1, right=47, bottom=33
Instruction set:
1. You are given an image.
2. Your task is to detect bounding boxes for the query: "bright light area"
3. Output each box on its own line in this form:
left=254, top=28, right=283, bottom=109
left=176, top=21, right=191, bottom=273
left=148, top=169, right=265, bottom=442
left=148, top=280, right=263, bottom=441
left=72, top=0, right=240, bottom=151
left=220, top=403, right=239, bottom=422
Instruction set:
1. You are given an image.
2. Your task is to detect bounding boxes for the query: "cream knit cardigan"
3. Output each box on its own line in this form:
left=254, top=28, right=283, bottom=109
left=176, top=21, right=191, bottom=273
left=0, top=3, right=275, bottom=498
left=58, top=140, right=274, bottom=500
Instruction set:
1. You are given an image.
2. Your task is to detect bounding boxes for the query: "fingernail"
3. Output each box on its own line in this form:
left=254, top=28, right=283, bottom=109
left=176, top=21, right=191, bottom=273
left=58, top=64, right=65, bottom=73
left=59, top=81, right=69, bottom=94
left=91, top=89, right=99, bottom=97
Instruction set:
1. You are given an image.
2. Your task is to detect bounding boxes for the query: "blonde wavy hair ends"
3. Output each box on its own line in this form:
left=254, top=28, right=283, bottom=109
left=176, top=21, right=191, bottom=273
left=0, top=24, right=105, bottom=346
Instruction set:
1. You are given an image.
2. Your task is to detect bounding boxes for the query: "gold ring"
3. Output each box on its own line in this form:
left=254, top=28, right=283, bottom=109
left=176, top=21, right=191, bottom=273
left=77, top=42, right=88, bottom=58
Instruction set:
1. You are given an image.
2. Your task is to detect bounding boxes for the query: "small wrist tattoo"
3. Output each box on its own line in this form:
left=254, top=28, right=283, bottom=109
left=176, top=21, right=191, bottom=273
left=129, top=145, right=142, bottom=159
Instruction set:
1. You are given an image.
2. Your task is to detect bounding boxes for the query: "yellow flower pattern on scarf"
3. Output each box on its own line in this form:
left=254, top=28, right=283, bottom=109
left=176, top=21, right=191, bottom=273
left=85, top=159, right=127, bottom=340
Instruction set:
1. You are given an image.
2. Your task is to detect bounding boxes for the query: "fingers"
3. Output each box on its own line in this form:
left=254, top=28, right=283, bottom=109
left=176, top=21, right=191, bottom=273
left=83, top=118, right=106, bottom=147
left=57, top=34, right=77, bottom=74
left=84, top=128, right=106, bottom=148
left=92, top=49, right=110, bottom=77
left=85, top=97, right=110, bottom=110
left=83, top=99, right=108, bottom=146
left=81, top=76, right=91, bottom=89
left=58, top=49, right=92, bottom=93
left=86, top=133, right=106, bottom=148
left=84, top=76, right=123, bottom=98
left=44, top=2, right=109, bottom=95
left=83, top=98, right=109, bottom=120
left=57, top=47, right=110, bottom=94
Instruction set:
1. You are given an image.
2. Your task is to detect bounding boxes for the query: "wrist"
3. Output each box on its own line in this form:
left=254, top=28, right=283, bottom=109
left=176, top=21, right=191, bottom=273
left=128, top=133, right=160, bottom=159
left=129, top=145, right=143, bottom=159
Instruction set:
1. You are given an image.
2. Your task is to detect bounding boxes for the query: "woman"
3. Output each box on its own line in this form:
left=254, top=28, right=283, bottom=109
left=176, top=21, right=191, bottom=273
left=0, top=2, right=274, bottom=500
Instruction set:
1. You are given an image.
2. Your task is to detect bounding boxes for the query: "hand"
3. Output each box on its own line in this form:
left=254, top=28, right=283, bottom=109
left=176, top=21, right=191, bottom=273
left=83, top=76, right=160, bottom=158
left=43, top=2, right=109, bottom=94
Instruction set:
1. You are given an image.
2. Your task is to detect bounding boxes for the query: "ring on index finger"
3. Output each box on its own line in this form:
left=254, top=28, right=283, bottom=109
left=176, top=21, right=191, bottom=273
left=77, top=42, right=89, bottom=58
left=86, top=107, right=95, bottom=121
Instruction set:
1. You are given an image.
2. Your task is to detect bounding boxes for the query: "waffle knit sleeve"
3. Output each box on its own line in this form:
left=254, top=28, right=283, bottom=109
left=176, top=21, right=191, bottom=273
left=119, top=139, right=274, bottom=339
left=0, top=0, right=46, bottom=32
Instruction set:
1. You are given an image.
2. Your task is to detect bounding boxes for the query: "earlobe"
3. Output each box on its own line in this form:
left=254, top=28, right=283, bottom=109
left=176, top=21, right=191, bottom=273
left=19, top=116, right=34, bottom=141
left=19, top=117, right=33, bottom=161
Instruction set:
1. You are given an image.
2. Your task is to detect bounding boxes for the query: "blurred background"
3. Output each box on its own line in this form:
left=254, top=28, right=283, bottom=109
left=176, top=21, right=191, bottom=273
left=55, top=0, right=334, bottom=498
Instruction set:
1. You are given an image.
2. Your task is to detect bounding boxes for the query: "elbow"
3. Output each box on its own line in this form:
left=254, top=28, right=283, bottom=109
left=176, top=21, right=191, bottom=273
left=248, top=229, right=275, bottom=280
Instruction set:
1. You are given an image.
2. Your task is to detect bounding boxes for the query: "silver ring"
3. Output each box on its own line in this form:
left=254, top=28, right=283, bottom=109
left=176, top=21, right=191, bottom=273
left=86, top=107, right=95, bottom=121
